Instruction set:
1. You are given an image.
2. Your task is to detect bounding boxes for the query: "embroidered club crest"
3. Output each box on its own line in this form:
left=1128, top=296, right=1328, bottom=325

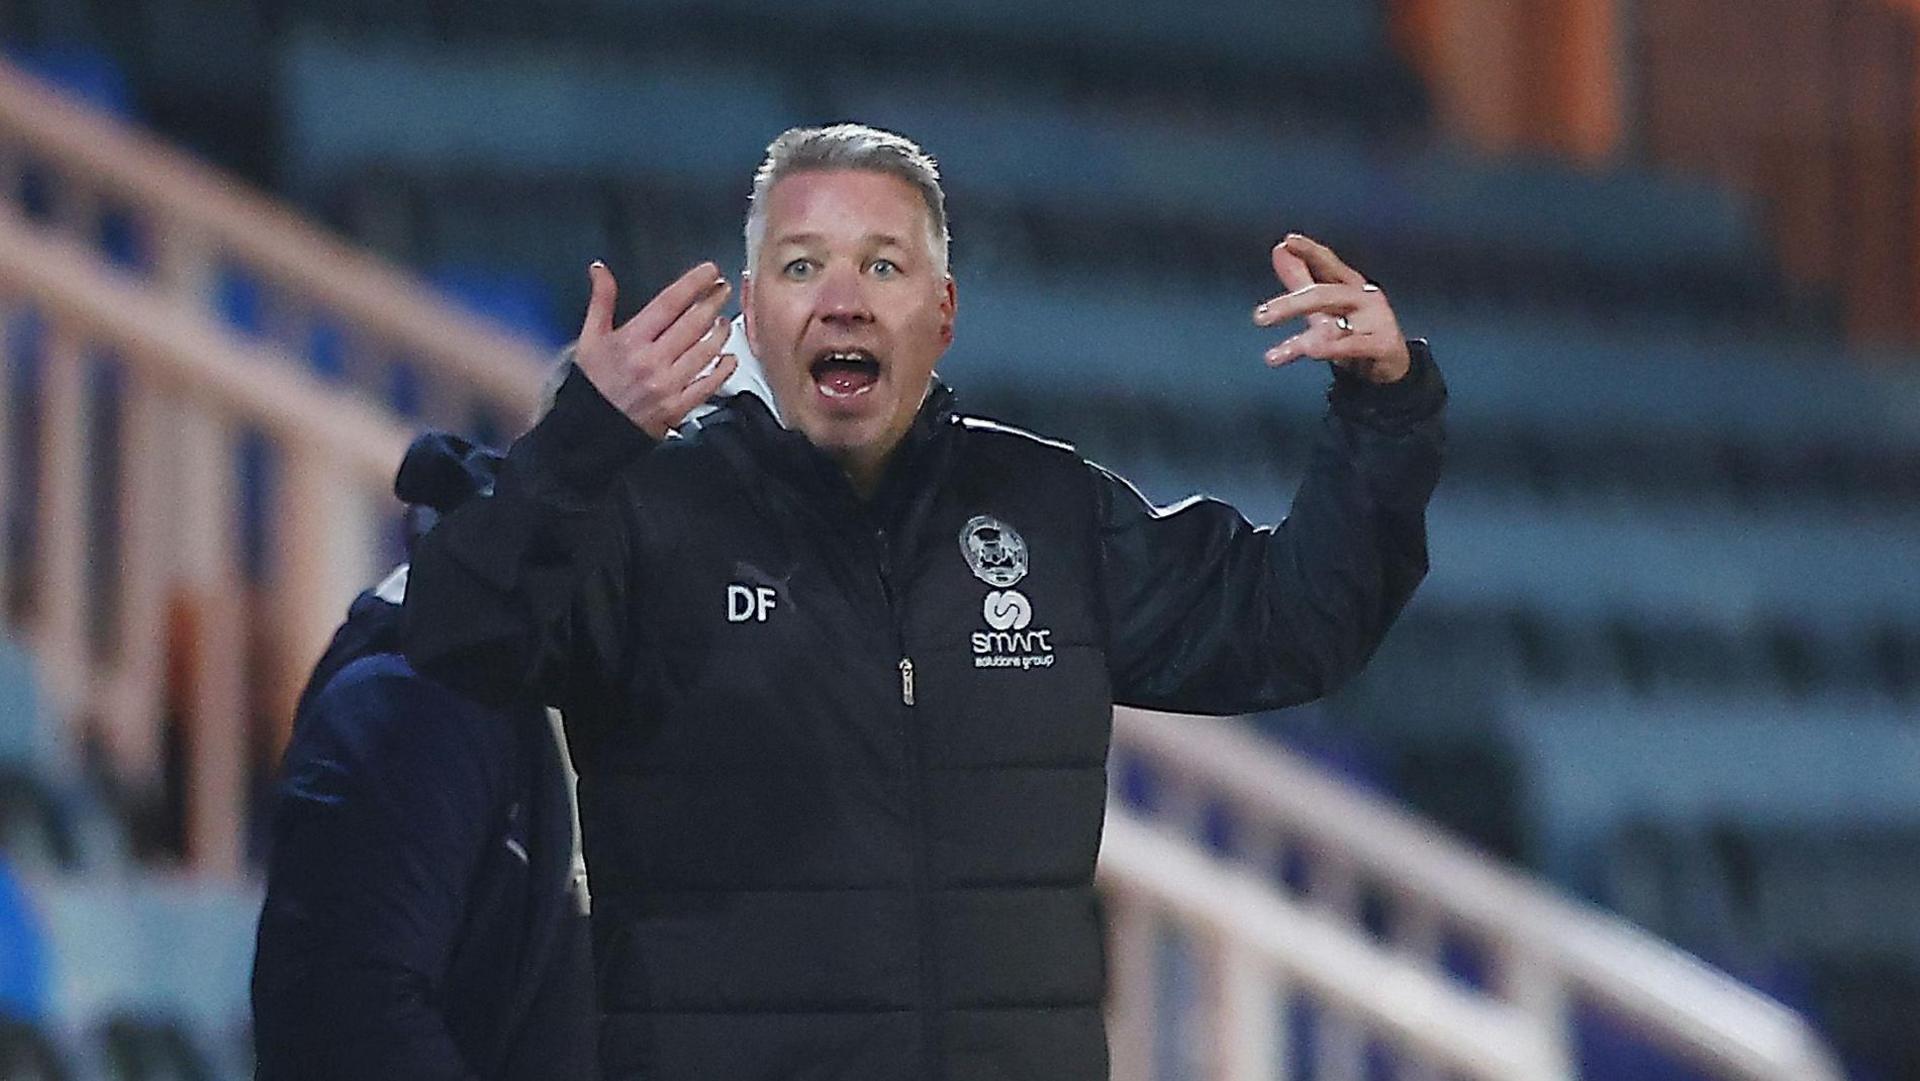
left=959, top=515, right=1028, bottom=588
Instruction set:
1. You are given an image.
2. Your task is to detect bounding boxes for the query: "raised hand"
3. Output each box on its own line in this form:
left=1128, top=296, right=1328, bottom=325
left=1252, top=234, right=1411, bottom=385
left=575, top=261, right=741, bottom=439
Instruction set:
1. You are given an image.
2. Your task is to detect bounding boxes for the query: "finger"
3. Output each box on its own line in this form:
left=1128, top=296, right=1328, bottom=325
left=1265, top=324, right=1377, bottom=366
left=581, top=261, right=617, bottom=341
left=652, top=288, right=733, bottom=364
left=1254, top=282, right=1369, bottom=327
left=1284, top=234, right=1367, bottom=287
left=666, top=352, right=738, bottom=421
left=626, top=262, right=726, bottom=342
left=662, top=315, right=732, bottom=387
left=1269, top=243, right=1337, bottom=330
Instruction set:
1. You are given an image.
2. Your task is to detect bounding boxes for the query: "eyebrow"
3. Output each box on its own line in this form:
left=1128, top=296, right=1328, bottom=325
left=772, top=232, right=910, bottom=250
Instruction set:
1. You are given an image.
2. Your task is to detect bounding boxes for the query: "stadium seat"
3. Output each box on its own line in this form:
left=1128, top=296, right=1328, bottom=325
left=273, top=36, right=1790, bottom=331
left=278, top=36, right=799, bottom=193
left=430, top=265, right=566, bottom=348
left=1, top=44, right=131, bottom=118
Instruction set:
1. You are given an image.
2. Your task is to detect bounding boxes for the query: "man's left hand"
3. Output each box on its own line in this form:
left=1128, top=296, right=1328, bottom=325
left=1252, top=234, right=1411, bottom=385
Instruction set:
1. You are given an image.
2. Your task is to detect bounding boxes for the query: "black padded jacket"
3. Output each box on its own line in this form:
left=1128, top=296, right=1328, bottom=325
left=254, top=433, right=597, bottom=1081
left=401, top=345, right=1446, bottom=1081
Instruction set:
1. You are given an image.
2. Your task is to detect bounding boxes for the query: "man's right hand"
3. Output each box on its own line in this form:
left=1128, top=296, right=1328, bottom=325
left=576, top=261, right=740, bottom=439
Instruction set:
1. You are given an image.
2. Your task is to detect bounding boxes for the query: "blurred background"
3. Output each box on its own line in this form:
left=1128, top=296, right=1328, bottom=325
left=1, top=0, right=1918, bottom=1078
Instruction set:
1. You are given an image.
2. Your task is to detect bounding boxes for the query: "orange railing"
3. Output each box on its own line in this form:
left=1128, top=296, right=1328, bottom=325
left=1393, top=0, right=1920, bottom=347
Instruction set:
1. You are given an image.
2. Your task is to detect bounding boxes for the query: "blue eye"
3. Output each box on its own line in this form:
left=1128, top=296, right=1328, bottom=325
left=782, top=258, right=815, bottom=279
left=869, top=259, right=898, bottom=278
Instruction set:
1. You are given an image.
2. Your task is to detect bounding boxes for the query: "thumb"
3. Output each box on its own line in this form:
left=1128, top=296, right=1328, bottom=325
left=581, top=261, right=617, bottom=340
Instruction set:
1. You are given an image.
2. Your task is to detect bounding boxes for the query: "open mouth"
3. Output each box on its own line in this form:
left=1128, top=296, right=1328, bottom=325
left=809, top=349, right=881, bottom=400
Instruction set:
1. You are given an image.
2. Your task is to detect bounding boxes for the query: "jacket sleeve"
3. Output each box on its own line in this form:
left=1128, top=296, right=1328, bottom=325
left=401, top=365, right=653, bottom=710
left=1096, top=340, right=1446, bottom=714
left=251, top=659, right=514, bottom=1081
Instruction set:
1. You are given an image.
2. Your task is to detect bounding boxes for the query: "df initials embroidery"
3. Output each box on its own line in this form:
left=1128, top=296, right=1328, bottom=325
left=727, top=584, right=779, bottom=623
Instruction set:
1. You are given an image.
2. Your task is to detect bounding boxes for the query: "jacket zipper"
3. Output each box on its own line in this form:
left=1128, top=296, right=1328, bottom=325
left=875, top=529, right=940, bottom=1081
left=874, top=531, right=915, bottom=708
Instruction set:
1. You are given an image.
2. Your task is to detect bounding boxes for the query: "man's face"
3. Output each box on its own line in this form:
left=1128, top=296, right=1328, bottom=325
left=743, top=169, right=956, bottom=484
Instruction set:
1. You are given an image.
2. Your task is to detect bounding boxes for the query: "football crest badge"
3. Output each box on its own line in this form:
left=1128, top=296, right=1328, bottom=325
left=959, top=515, right=1028, bottom=588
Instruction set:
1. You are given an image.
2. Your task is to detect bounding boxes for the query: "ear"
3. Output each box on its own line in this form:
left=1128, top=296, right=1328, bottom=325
left=740, top=271, right=759, bottom=354
left=938, top=276, right=957, bottom=347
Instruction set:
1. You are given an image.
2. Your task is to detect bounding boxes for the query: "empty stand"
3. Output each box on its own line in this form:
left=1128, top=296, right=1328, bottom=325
left=4, top=0, right=1914, bottom=1075
left=274, top=35, right=1799, bottom=334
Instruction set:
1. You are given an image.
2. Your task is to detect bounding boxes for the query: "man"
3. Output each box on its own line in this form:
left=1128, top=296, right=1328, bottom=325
left=252, top=434, right=598, bottom=1081
left=403, top=124, right=1445, bottom=1081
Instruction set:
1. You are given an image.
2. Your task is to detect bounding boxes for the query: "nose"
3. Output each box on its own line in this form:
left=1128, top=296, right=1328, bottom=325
left=815, top=263, right=873, bottom=329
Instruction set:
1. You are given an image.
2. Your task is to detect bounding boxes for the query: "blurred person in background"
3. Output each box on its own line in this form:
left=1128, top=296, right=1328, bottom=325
left=401, top=123, right=1446, bottom=1081
left=250, top=432, right=596, bottom=1081
left=252, top=317, right=775, bottom=1081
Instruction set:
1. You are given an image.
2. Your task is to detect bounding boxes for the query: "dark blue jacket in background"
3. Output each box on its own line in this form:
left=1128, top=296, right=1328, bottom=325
left=252, top=434, right=596, bottom=1081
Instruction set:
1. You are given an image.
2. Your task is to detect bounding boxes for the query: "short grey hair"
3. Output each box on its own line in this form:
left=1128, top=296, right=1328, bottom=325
left=744, top=124, right=950, bottom=277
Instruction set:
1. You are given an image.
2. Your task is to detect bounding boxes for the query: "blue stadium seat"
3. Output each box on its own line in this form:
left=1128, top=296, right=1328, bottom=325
left=0, top=858, right=48, bottom=1025
left=1575, top=998, right=1722, bottom=1081
left=430, top=265, right=566, bottom=347
left=211, top=267, right=264, bottom=338
left=3, top=44, right=132, bottom=119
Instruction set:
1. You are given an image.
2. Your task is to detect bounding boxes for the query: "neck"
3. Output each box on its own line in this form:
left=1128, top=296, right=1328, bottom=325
left=834, top=445, right=890, bottom=500
left=817, top=382, right=939, bottom=501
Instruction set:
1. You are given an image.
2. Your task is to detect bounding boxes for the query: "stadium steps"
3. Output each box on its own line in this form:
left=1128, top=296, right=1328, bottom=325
left=273, top=35, right=1800, bottom=336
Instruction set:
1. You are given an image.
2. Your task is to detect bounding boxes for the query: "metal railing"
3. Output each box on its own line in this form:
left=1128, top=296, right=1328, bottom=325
left=0, top=57, right=551, bottom=872
left=0, top=59, right=546, bottom=437
left=0, top=205, right=412, bottom=875
left=1097, top=708, right=1846, bottom=1081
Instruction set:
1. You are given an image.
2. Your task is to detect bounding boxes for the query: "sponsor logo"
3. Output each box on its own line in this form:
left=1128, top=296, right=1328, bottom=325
left=971, top=627, right=1055, bottom=669
left=982, top=589, right=1032, bottom=631
left=959, top=515, right=1028, bottom=588
left=966, top=562, right=1054, bottom=671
